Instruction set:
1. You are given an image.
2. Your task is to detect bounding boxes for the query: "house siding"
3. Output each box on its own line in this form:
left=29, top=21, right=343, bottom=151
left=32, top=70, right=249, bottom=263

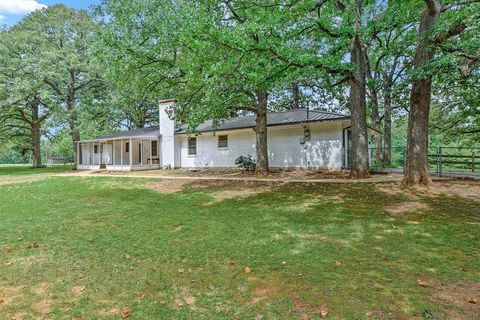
left=176, top=120, right=348, bottom=169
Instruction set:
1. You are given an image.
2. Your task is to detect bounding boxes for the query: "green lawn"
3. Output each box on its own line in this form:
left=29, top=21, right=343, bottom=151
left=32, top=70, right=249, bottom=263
left=0, top=173, right=479, bottom=319
left=0, top=165, right=74, bottom=176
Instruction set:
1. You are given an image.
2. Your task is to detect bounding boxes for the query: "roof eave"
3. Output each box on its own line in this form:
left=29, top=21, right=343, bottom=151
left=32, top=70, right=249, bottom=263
left=175, top=116, right=351, bottom=135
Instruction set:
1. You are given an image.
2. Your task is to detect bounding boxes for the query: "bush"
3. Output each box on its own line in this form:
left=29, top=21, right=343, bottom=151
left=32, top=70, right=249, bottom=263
left=235, top=155, right=256, bottom=171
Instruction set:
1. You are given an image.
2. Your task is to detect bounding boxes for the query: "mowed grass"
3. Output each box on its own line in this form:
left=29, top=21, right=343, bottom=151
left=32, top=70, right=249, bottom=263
left=0, top=175, right=479, bottom=319
left=0, top=165, right=74, bottom=176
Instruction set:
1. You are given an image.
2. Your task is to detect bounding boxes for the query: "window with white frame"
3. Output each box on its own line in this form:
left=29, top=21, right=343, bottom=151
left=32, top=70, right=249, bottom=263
left=188, top=137, right=197, bottom=156
left=218, top=135, right=228, bottom=148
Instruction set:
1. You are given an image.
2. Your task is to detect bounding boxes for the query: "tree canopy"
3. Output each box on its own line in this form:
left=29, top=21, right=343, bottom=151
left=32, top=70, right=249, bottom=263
left=0, top=0, right=479, bottom=184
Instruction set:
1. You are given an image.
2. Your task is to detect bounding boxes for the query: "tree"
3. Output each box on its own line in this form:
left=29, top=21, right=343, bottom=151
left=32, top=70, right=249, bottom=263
left=28, top=5, right=103, bottom=161
left=99, top=0, right=299, bottom=174
left=0, top=21, right=53, bottom=167
left=403, top=0, right=480, bottom=186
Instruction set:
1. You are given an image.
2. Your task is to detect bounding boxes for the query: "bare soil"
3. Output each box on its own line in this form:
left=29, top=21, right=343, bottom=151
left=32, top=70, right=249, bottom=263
left=432, top=281, right=480, bottom=319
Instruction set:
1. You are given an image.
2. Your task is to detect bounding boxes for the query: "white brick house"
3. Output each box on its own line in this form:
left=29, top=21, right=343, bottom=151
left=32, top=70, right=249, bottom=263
left=76, top=100, right=374, bottom=171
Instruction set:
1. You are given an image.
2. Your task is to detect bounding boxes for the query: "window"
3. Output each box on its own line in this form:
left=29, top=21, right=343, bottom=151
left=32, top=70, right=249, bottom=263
left=218, top=135, right=228, bottom=148
left=151, top=141, right=158, bottom=157
left=125, top=142, right=129, bottom=153
left=94, top=145, right=98, bottom=154
left=188, top=137, right=197, bottom=156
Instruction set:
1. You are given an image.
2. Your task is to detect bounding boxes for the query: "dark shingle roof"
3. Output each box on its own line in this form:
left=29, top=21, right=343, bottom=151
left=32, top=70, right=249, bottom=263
left=83, top=126, right=160, bottom=141
left=176, top=109, right=349, bottom=134
left=84, top=109, right=349, bottom=141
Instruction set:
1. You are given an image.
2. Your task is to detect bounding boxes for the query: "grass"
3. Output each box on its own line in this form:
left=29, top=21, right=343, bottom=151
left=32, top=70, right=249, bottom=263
left=0, top=171, right=479, bottom=319
left=0, top=165, right=74, bottom=176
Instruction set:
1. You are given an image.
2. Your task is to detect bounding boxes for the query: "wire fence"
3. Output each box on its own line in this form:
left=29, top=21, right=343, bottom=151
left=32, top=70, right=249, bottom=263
left=367, top=146, right=480, bottom=179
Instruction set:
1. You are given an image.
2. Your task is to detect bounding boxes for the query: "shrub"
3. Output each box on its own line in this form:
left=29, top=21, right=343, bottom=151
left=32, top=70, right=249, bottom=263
left=235, top=155, right=256, bottom=171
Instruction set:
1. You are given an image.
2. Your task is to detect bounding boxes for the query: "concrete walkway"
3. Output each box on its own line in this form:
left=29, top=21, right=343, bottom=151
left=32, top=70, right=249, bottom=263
left=56, top=170, right=407, bottom=184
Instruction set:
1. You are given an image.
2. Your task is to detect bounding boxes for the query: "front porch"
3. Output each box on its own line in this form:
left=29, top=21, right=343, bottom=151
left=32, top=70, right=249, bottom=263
left=76, top=137, right=161, bottom=171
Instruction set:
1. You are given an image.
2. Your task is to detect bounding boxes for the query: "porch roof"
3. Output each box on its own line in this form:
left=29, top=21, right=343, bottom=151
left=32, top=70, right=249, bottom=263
left=79, top=126, right=160, bottom=142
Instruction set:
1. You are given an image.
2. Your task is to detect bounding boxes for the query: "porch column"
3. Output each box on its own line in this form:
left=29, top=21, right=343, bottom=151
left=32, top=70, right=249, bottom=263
left=90, top=142, right=93, bottom=165
left=149, top=139, right=152, bottom=166
left=140, top=139, right=144, bottom=166
left=121, top=139, right=123, bottom=167
left=129, top=138, right=133, bottom=167
left=113, top=140, right=115, bottom=167
left=76, top=142, right=80, bottom=167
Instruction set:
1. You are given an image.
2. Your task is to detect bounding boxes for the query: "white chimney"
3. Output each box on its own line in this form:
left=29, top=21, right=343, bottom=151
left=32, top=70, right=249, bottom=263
left=159, top=99, right=176, bottom=168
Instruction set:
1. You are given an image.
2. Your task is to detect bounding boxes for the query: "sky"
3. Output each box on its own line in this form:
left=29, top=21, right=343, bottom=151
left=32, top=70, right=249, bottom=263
left=0, top=0, right=99, bottom=26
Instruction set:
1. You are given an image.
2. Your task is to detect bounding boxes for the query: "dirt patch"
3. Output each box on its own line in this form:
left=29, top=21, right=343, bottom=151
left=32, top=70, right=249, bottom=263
left=376, top=184, right=402, bottom=196
left=0, top=285, right=24, bottom=293
left=34, top=283, right=49, bottom=295
left=98, top=308, right=120, bottom=317
left=10, top=313, right=28, bottom=320
left=72, top=286, right=85, bottom=295
left=250, top=285, right=280, bottom=304
left=120, top=168, right=351, bottom=180
left=431, top=281, right=480, bottom=319
left=425, top=181, right=480, bottom=201
left=0, top=285, right=24, bottom=305
left=103, top=179, right=187, bottom=194
left=186, top=180, right=277, bottom=204
left=376, top=181, right=480, bottom=202
left=35, top=299, right=53, bottom=314
left=387, top=202, right=429, bottom=215
left=171, top=286, right=200, bottom=310
left=145, top=180, right=187, bottom=194
left=291, top=293, right=329, bottom=319
left=0, top=176, right=47, bottom=186
left=209, top=187, right=271, bottom=204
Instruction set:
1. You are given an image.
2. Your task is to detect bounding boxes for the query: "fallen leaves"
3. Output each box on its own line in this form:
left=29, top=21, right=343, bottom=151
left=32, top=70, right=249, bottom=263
left=319, top=306, right=329, bottom=318
left=172, top=299, right=184, bottom=308
left=5, top=246, right=13, bottom=253
left=335, top=261, right=342, bottom=266
left=121, top=309, right=131, bottom=318
left=0, top=298, right=4, bottom=304
left=228, top=259, right=236, bottom=265
left=27, top=242, right=39, bottom=249
left=468, top=297, right=478, bottom=304
left=417, top=279, right=428, bottom=287
left=244, top=267, right=252, bottom=273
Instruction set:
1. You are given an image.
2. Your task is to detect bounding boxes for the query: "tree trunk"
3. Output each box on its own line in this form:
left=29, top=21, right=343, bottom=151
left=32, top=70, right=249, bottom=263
left=291, top=82, right=300, bottom=110
left=364, top=48, right=382, bottom=167
left=349, top=3, right=370, bottom=179
left=370, top=89, right=383, bottom=166
left=254, top=90, right=269, bottom=175
left=31, top=102, right=42, bottom=168
left=67, top=72, right=81, bottom=166
left=383, top=80, right=392, bottom=164
left=403, top=0, right=440, bottom=187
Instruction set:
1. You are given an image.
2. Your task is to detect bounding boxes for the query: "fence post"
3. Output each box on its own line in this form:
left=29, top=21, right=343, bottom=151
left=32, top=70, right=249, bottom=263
left=439, top=146, right=443, bottom=177
left=473, top=151, right=475, bottom=173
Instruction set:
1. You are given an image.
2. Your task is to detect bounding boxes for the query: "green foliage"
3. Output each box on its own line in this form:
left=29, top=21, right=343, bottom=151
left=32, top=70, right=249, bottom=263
left=235, top=154, right=256, bottom=171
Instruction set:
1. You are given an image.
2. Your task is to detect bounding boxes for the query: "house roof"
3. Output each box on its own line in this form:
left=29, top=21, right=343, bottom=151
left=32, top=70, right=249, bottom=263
left=82, top=109, right=349, bottom=141
left=176, top=109, right=349, bottom=134
left=81, top=126, right=160, bottom=142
